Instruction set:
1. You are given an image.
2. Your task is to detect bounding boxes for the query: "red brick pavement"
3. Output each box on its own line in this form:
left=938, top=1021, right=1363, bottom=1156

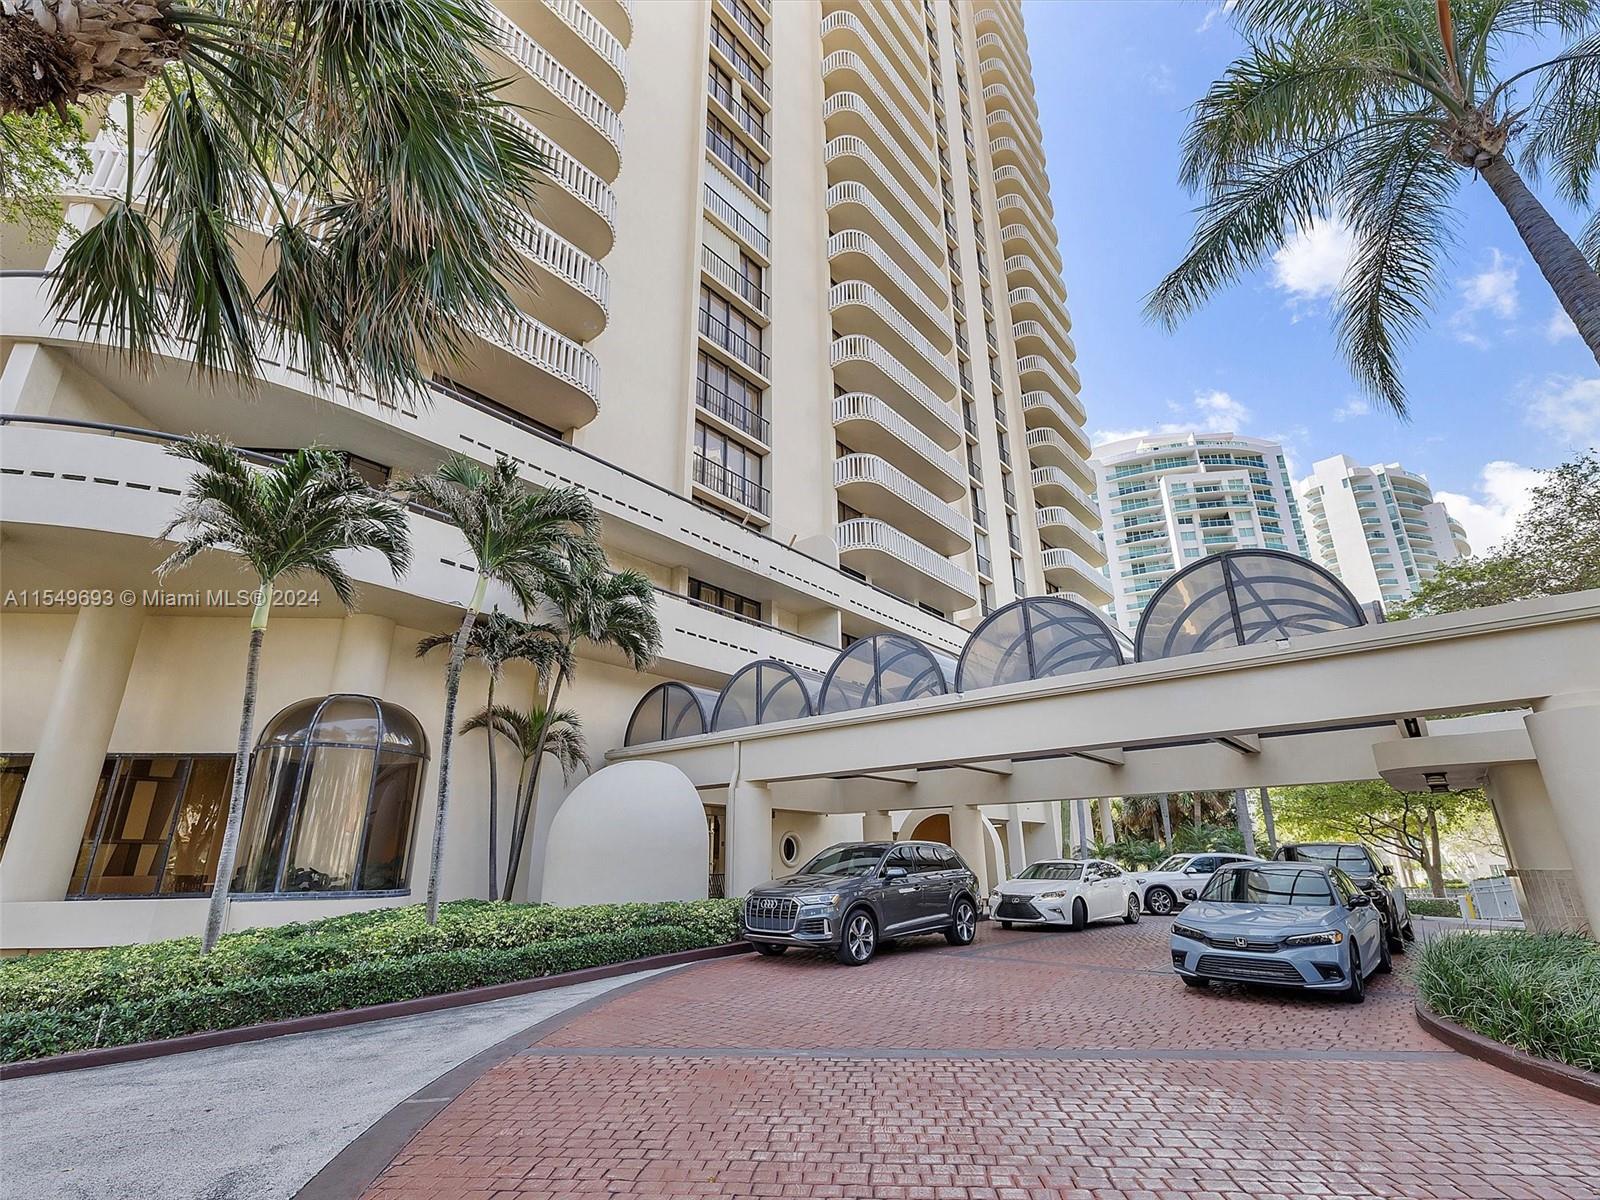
left=360, top=922, right=1600, bottom=1200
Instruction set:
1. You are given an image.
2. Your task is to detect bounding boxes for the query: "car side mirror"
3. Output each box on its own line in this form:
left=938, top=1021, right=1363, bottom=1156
left=883, top=865, right=908, bottom=880
left=1181, top=888, right=1198, bottom=901
left=1380, top=866, right=1396, bottom=880
left=1348, top=893, right=1371, bottom=908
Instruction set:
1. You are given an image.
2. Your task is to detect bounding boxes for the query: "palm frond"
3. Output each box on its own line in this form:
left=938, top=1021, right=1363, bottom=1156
left=1522, top=32, right=1600, bottom=208
left=49, top=203, right=171, bottom=368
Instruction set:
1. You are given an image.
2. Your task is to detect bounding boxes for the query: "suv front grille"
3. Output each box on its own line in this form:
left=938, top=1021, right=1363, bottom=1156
left=744, top=896, right=799, bottom=933
left=1195, top=953, right=1305, bottom=984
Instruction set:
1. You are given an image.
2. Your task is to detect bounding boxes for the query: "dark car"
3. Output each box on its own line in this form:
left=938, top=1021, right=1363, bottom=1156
left=741, top=840, right=980, bottom=966
left=1272, top=842, right=1413, bottom=951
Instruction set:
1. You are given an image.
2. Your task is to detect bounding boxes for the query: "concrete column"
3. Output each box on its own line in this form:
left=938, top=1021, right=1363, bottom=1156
left=329, top=614, right=396, bottom=695
left=0, top=342, right=65, bottom=415
left=1258, top=787, right=1277, bottom=851
left=1485, top=763, right=1583, bottom=933
left=1097, top=797, right=1115, bottom=844
left=1524, top=694, right=1600, bottom=934
left=1233, top=788, right=1257, bottom=857
left=1002, top=816, right=1025, bottom=882
left=861, top=809, right=893, bottom=842
left=725, top=775, right=774, bottom=897
left=0, top=604, right=144, bottom=901
left=1023, top=801, right=1062, bottom=863
left=950, top=803, right=990, bottom=895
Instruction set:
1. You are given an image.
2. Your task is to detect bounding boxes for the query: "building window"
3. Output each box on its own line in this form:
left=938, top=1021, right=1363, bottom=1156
left=699, top=285, right=769, bottom=375
left=695, top=422, right=770, bottom=514
left=696, top=352, right=769, bottom=442
left=710, top=14, right=769, bottom=100
left=706, top=114, right=768, bottom=200
left=689, top=577, right=762, bottom=623
left=68, top=755, right=234, bottom=896
left=0, top=754, right=33, bottom=859
left=780, top=833, right=800, bottom=866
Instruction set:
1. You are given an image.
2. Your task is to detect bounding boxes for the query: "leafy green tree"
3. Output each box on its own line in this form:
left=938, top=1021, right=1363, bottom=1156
left=156, top=438, right=410, bottom=951
left=1270, top=779, right=1492, bottom=894
left=1151, top=0, right=1600, bottom=415
left=0, top=107, right=89, bottom=238
left=1397, top=449, right=1600, bottom=617
left=4, top=0, right=544, bottom=400
left=407, top=455, right=599, bottom=925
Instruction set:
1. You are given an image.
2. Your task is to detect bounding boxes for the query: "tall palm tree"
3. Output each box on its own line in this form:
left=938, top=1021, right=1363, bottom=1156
left=406, top=453, right=598, bottom=924
left=463, top=702, right=589, bottom=893
left=417, top=611, right=561, bottom=899
left=1150, top=0, right=1600, bottom=415
left=502, top=563, right=660, bottom=899
left=156, top=436, right=410, bottom=951
left=5, top=0, right=544, bottom=401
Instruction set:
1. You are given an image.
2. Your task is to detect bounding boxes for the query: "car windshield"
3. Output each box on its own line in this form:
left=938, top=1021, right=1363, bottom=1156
left=1153, top=856, right=1190, bottom=873
left=1288, top=845, right=1376, bottom=874
left=1016, top=862, right=1084, bottom=881
left=799, top=844, right=890, bottom=878
left=1200, top=867, right=1336, bottom=907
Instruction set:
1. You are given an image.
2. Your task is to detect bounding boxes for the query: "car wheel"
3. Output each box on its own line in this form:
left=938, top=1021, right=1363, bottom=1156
left=1122, top=894, right=1140, bottom=924
left=1000, top=920, right=1013, bottom=930
left=1146, top=886, right=1176, bottom=916
left=1344, top=942, right=1366, bottom=1003
left=1377, top=930, right=1393, bottom=974
left=1069, top=898, right=1088, bottom=931
left=945, top=897, right=977, bottom=945
left=1181, top=975, right=1210, bottom=989
left=835, top=909, right=877, bottom=966
left=752, top=943, right=786, bottom=957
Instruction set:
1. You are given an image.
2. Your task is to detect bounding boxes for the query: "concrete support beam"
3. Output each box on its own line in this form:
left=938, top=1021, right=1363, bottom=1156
left=1484, top=763, right=1583, bottom=933
left=950, top=803, right=990, bottom=896
left=726, top=767, right=774, bottom=898
left=329, top=614, right=396, bottom=696
left=1524, top=693, right=1600, bottom=934
left=0, top=603, right=144, bottom=902
left=1074, top=747, right=1124, bottom=766
left=1003, top=818, right=1025, bottom=882
left=1216, top=733, right=1262, bottom=755
left=861, top=809, right=893, bottom=842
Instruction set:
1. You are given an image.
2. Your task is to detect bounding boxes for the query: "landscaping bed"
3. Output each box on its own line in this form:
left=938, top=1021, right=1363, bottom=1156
left=0, top=899, right=741, bottom=1063
left=1416, top=931, right=1600, bottom=1073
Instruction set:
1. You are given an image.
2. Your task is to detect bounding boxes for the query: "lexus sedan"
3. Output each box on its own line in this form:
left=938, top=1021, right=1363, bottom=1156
left=1170, top=861, right=1391, bottom=1002
left=991, top=859, right=1141, bottom=930
left=1132, top=852, right=1259, bottom=915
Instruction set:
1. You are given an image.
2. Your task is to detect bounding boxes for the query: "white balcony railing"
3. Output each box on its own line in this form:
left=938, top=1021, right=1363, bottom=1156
left=1021, top=390, right=1089, bottom=440
left=827, top=229, right=951, bottom=318
left=836, top=518, right=977, bottom=598
left=489, top=7, right=623, bottom=160
left=994, top=165, right=1054, bottom=215
left=824, top=182, right=945, bottom=293
left=834, top=453, right=971, bottom=545
left=824, top=137, right=943, bottom=254
left=829, top=281, right=957, bottom=392
left=1008, top=285, right=1074, bottom=340
left=819, top=10, right=933, bottom=128
left=1041, top=548, right=1112, bottom=600
left=832, top=393, right=964, bottom=490
left=1029, top=463, right=1100, bottom=515
left=831, top=334, right=960, bottom=441
left=511, top=113, right=618, bottom=239
left=824, top=0, right=926, bottom=84
left=482, top=308, right=601, bottom=404
left=507, top=208, right=610, bottom=311
left=1012, top=319, right=1078, bottom=371
left=998, top=220, right=1063, bottom=273
left=1035, top=506, right=1106, bottom=562
left=1015, top=355, right=1082, bottom=414
left=541, top=0, right=629, bottom=88
left=822, top=93, right=941, bottom=217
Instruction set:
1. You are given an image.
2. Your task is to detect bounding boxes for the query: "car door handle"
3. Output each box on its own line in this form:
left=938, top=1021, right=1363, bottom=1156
left=897, top=886, right=916, bottom=894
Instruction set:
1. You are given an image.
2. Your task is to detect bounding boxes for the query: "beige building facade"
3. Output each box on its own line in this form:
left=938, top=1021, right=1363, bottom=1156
left=0, top=0, right=1096, bottom=949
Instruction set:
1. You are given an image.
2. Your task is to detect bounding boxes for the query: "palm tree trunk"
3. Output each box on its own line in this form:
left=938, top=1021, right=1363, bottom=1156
left=484, top=674, right=499, bottom=902
left=1479, top=156, right=1600, bottom=363
left=426, top=578, right=486, bottom=925
left=202, top=593, right=270, bottom=953
left=503, top=669, right=564, bottom=898
left=1157, top=793, right=1172, bottom=847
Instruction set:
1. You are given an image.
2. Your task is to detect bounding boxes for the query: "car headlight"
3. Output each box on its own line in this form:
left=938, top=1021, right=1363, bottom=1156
left=795, top=893, right=841, bottom=908
left=1171, top=923, right=1206, bottom=941
left=1283, top=930, right=1344, bottom=946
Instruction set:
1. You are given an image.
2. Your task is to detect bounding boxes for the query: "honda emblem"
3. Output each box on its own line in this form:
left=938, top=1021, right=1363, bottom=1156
left=1234, top=935, right=1248, bottom=948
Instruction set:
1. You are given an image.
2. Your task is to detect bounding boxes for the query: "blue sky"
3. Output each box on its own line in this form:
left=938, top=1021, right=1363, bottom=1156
left=1024, top=0, right=1600, bottom=551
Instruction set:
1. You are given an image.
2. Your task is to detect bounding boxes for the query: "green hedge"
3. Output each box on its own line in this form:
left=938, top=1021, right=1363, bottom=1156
left=1417, top=932, right=1600, bottom=1073
left=1407, top=897, right=1463, bottom=918
left=0, top=899, right=742, bottom=1063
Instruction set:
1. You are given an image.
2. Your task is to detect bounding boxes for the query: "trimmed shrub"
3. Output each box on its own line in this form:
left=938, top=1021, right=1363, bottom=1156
left=1416, top=932, right=1600, bottom=1073
left=1407, top=898, right=1463, bottom=919
left=0, top=899, right=741, bottom=1063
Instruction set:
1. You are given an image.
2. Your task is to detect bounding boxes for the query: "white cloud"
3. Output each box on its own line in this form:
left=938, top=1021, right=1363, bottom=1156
left=1271, top=218, right=1354, bottom=302
left=1434, top=461, right=1541, bottom=554
left=1090, top=427, right=1153, bottom=447
left=1189, top=388, right=1250, bottom=431
left=1545, top=306, right=1579, bottom=343
left=1144, top=63, right=1176, bottom=94
left=1333, top=397, right=1370, bottom=422
left=1460, top=249, right=1519, bottom=319
left=1528, top=374, right=1600, bottom=443
left=1195, top=0, right=1238, bottom=33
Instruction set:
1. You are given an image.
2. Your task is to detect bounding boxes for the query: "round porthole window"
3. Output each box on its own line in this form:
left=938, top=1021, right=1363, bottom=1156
left=780, top=834, right=800, bottom=866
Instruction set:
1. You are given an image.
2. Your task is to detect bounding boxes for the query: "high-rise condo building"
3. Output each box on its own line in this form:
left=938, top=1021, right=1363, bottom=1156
left=1300, top=455, right=1472, bottom=610
left=0, top=0, right=1097, bottom=947
left=1091, top=432, right=1308, bottom=634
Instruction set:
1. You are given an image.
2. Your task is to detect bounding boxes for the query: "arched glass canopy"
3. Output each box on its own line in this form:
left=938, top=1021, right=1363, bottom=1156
left=818, top=633, right=956, bottom=713
left=710, top=660, right=824, bottom=732
left=956, top=596, right=1127, bottom=691
left=625, top=681, right=720, bottom=746
left=1135, top=549, right=1367, bottom=662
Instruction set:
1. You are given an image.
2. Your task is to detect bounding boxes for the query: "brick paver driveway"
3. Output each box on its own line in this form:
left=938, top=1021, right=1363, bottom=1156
left=359, top=920, right=1600, bottom=1200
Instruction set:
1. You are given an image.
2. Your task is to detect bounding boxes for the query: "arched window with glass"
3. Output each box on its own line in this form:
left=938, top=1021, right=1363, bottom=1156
left=818, top=634, right=955, bottom=713
left=710, top=660, right=822, bottom=732
left=625, top=682, right=720, bottom=746
left=956, top=597, right=1128, bottom=692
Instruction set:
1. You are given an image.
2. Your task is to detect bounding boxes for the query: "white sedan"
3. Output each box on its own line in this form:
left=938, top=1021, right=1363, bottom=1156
left=990, top=859, right=1141, bottom=930
left=1132, top=852, right=1259, bottom=915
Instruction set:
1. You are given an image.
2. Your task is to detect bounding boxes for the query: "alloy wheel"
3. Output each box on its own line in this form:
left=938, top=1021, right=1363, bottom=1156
left=845, top=913, right=875, bottom=962
left=1148, top=888, right=1174, bottom=915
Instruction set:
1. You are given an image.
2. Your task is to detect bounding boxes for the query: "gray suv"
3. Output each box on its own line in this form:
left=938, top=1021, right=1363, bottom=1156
left=741, top=841, right=980, bottom=966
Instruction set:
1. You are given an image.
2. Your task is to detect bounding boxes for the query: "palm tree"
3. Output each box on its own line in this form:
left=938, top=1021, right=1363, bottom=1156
left=463, top=702, right=589, bottom=893
left=417, top=612, right=562, bottom=899
left=406, top=453, right=598, bottom=924
left=1150, top=0, right=1600, bottom=415
left=156, top=436, right=410, bottom=951
left=6, top=0, right=544, bottom=401
left=502, top=563, right=660, bottom=899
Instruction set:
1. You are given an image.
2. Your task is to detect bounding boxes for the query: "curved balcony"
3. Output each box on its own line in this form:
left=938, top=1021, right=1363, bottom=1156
left=993, top=165, right=1054, bottom=221
left=995, top=192, right=1055, bottom=253
left=824, top=138, right=943, bottom=259
left=587, top=0, right=633, bottom=44
left=987, top=135, right=1044, bottom=181
left=822, top=0, right=925, bottom=85
left=830, top=282, right=957, bottom=399
left=836, top=518, right=977, bottom=612
left=828, top=232, right=950, bottom=343
left=819, top=11, right=932, bottom=146
left=832, top=393, right=965, bottom=501
left=512, top=114, right=617, bottom=259
left=469, top=307, right=602, bottom=429
left=825, top=182, right=945, bottom=297
left=489, top=7, right=623, bottom=182
left=831, top=335, right=961, bottom=450
left=506, top=209, right=609, bottom=340
left=1022, top=390, right=1090, bottom=451
left=998, top=221, right=1063, bottom=277
left=835, top=454, right=972, bottom=554
left=1012, top=321, right=1079, bottom=385
left=975, top=6, right=1029, bottom=62
left=1016, top=355, right=1083, bottom=418
left=1026, top=426, right=1094, bottom=481
left=511, top=0, right=628, bottom=111
left=981, top=84, right=1043, bottom=141
left=983, top=100, right=1042, bottom=157
left=976, top=31, right=1033, bottom=96
left=1029, top=462, right=1099, bottom=520
left=1008, top=285, right=1074, bottom=341
left=1036, top=505, right=1106, bottom=566
left=821, top=52, right=932, bottom=165
left=978, top=50, right=1033, bottom=110
left=1002, top=253, right=1065, bottom=305
left=822, top=93, right=941, bottom=225
left=1041, top=548, right=1113, bottom=605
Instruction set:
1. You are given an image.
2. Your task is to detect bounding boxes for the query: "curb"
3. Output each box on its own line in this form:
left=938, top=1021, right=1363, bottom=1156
left=1414, top=1002, right=1600, bottom=1106
left=0, top=941, right=751, bottom=1081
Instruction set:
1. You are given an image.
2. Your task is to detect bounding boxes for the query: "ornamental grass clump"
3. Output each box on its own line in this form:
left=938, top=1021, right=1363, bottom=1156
left=1416, top=932, right=1600, bottom=1073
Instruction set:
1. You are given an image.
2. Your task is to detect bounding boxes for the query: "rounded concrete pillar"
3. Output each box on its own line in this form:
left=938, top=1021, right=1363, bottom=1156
left=1, top=603, right=144, bottom=901
left=1097, top=797, right=1115, bottom=845
left=1485, top=762, right=1583, bottom=933
left=726, top=777, right=773, bottom=897
left=330, top=613, right=395, bottom=695
left=950, top=803, right=990, bottom=896
left=862, top=809, right=893, bottom=842
left=1524, top=693, right=1600, bottom=935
